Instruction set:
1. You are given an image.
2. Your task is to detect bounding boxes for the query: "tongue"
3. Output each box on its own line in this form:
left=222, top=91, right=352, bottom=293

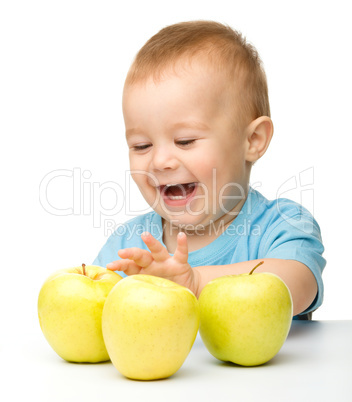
left=166, top=183, right=195, bottom=197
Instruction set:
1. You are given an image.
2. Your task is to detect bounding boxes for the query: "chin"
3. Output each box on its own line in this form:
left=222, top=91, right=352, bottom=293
left=162, top=212, right=211, bottom=233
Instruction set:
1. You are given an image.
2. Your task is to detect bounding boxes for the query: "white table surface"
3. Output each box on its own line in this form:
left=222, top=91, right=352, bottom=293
left=3, top=320, right=352, bottom=402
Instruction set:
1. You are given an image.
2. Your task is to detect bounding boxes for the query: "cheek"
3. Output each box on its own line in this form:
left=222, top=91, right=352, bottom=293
left=129, top=156, right=152, bottom=185
left=200, top=150, right=246, bottom=195
left=193, top=153, right=230, bottom=183
left=128, top=154, right=140, bottom=170
left=130, top=175, right=143, bottom=198
left=189, top=147, right=219, bottom=175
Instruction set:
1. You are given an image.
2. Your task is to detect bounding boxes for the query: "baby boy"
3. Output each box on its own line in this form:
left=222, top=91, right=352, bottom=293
left=93, top=21, right=325, bottom=319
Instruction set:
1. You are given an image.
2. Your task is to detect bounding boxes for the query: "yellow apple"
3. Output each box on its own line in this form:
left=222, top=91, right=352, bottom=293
left=38, top=264, right=123, bottom=363
left=102, top=275, right=200, bottom=380
left=199, top=262, right=293, bottom=366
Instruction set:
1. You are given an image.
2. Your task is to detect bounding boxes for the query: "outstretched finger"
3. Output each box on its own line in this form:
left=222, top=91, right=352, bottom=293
left=118, top=247, right=154, bottom=268
left=141, top=232, right=170, bottom=262
left=173, top=232, right=189, bottom=264
left=106, top=259, right=142, bottom=275
left=117, top=259, right=144, bottom=275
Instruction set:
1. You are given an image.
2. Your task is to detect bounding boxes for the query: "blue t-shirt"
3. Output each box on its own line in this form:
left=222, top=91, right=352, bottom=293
left=93, top=188, right=325, bottom=318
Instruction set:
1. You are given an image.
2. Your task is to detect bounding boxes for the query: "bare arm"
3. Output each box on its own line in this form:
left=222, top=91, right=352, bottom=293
left=193, top=258, right=318, bottom=316
left=107, top=233, right=318, bottom=317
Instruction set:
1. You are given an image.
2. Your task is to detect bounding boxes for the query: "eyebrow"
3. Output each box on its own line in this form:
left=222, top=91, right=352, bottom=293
left=125, top=127, right=144, bottom=138
left=170, top=121, right=209, bottom=131
left=125, top=121, right=209, bottom=138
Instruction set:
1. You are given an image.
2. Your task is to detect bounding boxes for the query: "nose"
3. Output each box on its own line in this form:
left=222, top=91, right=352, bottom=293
left=151, top=144, right=179, bottom=172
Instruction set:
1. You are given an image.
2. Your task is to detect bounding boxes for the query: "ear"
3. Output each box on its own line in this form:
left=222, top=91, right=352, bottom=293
left=245, top=116, right=274, bottom=163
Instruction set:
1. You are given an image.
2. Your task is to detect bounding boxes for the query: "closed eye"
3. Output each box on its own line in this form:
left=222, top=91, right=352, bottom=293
left=176, top=139, right=196, bottom=147
left=132, top=143, right=152, bottom=151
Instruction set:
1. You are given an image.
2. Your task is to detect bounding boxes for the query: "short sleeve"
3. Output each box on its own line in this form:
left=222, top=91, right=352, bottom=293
left=259, top=202, right=326, bottom=316
left=92, top=234, right=128, bottom=278
left=91, top=212, right=160, bottom=278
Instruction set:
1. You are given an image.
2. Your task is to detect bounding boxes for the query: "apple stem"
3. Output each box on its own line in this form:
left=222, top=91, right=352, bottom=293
left=82, top=263, right=86, bottom=276
left=249, top=261, right=264, bottom=275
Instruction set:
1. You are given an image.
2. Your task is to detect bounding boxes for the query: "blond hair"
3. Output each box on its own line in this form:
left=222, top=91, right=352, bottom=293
left=125, top=21, right=270, bottom=128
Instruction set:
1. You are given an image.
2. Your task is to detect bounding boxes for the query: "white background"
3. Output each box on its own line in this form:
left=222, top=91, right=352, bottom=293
left=1, top=0, right=351, bottom=355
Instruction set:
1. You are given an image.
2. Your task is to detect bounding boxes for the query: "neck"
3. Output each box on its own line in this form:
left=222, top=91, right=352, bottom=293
left=162, top=196, right=247, bottom=253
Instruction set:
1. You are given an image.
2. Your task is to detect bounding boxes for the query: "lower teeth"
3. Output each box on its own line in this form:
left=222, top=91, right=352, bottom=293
left=169, top=195, right=186, bottom=200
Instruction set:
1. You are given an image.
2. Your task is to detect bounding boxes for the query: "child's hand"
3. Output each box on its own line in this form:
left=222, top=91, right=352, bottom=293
left=106, top=232, right=200, bottom=296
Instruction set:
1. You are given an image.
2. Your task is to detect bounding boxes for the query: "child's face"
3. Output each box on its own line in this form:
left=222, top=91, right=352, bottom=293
left=123, top=60, right=251, bottom=231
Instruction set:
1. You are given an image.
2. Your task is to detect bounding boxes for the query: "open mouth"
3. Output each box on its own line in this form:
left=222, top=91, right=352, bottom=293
left=159, top=182, right=197, bottom=205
